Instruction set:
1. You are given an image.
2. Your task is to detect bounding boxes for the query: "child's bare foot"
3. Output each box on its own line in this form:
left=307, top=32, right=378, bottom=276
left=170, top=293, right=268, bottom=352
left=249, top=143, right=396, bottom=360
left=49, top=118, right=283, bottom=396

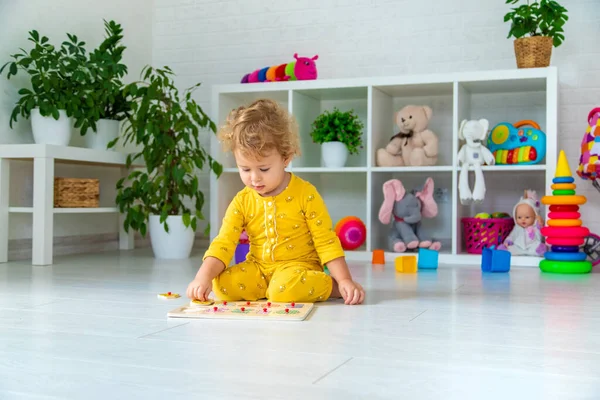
left=330, top=278, right=343, bottom=298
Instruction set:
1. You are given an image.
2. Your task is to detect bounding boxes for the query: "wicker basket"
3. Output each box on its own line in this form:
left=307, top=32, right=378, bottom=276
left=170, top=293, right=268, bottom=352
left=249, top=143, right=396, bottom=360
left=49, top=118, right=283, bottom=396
left=461, top=217, right=515, bottom=254
left=54, top=177, right=99, bottom=208
left=514, top=36, right=553, bottom=68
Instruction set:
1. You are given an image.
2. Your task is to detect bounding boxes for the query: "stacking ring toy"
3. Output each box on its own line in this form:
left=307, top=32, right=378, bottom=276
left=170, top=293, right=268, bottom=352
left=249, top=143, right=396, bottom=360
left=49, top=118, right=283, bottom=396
left=551, top=183, right=576, bottom=190
left=546, top=237, right=585, bottom=246
left=548, top=211, right=580, bottom=219
left=551, top=245, right=579, bottom=252
left=549, top=205, right=579, bottom=212
left=334, top=216, right=366, bottom=250
left=540, top=150, right=593, bottom=274
left=539, top=259, right=592, bottom=274
left=544, top=251, right=587, bottom=261
left=541, top=226, right=590, bottom=237
left=547, top=219, right=582, bottom=227
left=551, top=176, right=574, bottom=184
left=552, top=189, right=576, bottom=196
left=541, top=194, right=587, bottom=205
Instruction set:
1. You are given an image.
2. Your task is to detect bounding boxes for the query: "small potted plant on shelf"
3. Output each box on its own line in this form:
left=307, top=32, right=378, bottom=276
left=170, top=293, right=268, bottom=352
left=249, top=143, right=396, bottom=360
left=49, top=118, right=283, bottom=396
left=1, top=30, right=88, bottom=146
left=111, top=65, right=223, bottom=260
left=74, top=20, right=131, bottom=151
left=309, top=107, right=364, bottom=168
left=504, top=0, right=568, bottom=68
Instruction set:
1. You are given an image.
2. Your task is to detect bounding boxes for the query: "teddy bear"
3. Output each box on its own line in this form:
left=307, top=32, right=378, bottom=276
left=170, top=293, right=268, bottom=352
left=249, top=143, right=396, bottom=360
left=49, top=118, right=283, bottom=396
left=376, top=105, right=439, bottom=167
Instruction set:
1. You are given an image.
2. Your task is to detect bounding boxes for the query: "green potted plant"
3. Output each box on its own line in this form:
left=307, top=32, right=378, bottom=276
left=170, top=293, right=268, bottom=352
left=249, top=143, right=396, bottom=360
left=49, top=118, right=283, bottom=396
left=504, top=0, right=568, bottom=68
left=309, top=107, right=364, bottom=168
left=1, top=30, right=88, bottom=146
left=74, top=20, right=131, bottom=151
left=111, top=65, right=223, bottom=259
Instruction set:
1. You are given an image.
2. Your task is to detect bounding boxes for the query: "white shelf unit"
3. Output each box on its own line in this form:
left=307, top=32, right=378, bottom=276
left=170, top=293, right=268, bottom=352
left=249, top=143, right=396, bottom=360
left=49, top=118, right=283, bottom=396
left=210, top=67, right=557, bottom=267
left=0, top=144, right=143, bottom=265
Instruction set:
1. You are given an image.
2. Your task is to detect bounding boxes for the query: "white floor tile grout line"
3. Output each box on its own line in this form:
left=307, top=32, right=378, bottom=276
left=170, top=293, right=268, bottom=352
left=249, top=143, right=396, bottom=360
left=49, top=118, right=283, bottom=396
left=312, top=357, right=354, bottom=385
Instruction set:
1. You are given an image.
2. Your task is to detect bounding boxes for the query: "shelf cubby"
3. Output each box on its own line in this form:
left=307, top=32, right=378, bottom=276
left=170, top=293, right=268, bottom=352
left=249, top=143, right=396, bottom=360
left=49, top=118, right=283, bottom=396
left=455, top=77, right=548, bottom=168
left=455, top=169, right=547, bottom=255
left=370, top=170, right=453, bottom=255
left=294, top=171, right=368, bottom=253
left=290, top=86, right=368, bottom=169
left=371, top=82, right=455, bottom=168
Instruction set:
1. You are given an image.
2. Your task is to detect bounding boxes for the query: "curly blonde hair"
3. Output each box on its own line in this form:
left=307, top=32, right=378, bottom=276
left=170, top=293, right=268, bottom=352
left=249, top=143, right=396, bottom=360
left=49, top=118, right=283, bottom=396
left=217, top=98, right=301, bottom=160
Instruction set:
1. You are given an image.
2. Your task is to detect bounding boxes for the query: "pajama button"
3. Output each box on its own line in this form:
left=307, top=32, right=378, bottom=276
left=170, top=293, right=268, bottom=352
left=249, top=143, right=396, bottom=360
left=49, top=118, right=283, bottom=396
left=268, top=201, right=272, bottom=206
left=268, top=215, right=273, bottom=219
left=271, top=238, right=275, bottom=243
left=266, top=249, right=270, bottom=253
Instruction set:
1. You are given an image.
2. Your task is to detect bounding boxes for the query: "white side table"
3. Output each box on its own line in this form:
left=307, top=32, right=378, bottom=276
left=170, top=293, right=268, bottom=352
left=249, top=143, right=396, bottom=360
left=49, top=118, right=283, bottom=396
left=0, top=144, right=143, bottom=266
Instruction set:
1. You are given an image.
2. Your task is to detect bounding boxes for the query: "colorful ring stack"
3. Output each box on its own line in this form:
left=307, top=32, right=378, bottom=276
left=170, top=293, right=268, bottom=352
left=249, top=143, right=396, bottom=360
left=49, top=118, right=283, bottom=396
left=539, top=150, right=592, bottom=274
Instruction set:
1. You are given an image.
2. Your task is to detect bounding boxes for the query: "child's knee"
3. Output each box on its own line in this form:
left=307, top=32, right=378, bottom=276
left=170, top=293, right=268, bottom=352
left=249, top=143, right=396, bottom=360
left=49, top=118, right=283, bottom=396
left=212, top=267, right=265, bottom=301
left=212, top=274, right=233, bottom=299
left=266, top=270, right=332, bottom=302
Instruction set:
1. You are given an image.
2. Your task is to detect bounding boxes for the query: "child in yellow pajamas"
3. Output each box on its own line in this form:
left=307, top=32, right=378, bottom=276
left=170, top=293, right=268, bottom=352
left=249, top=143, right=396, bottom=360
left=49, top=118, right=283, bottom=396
left=186, top=99, right=365, bottom=305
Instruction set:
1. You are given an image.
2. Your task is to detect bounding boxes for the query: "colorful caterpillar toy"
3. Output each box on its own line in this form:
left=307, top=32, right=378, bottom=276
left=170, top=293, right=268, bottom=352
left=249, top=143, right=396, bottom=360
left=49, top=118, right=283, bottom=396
left=487, top=120, right=546, bottom=165
left=241, top=53, right=318, bottom=83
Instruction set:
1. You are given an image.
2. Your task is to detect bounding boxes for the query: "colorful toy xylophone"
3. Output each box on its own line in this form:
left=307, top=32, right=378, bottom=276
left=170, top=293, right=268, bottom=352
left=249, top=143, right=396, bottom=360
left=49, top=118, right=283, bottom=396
left=487, top=120, right=546, bottom=165
left=539, top=150, right=592, bottom=274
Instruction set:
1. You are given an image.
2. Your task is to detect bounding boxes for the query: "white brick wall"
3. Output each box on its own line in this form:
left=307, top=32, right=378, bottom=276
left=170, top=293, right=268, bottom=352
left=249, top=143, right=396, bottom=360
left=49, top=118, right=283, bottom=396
left=153, top=0, right=600, bottom=237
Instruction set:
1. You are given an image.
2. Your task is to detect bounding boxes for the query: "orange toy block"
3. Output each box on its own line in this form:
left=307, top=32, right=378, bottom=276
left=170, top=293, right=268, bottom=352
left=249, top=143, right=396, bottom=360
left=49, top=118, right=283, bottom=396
left=395, top=256, right=417, bottom=273
left=372, top=249, right=385, bottom=264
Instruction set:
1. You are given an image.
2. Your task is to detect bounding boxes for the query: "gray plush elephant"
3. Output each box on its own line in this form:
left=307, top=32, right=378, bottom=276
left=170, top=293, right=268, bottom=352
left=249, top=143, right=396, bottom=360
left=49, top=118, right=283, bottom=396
left=378, top=177, right=442, bottom=252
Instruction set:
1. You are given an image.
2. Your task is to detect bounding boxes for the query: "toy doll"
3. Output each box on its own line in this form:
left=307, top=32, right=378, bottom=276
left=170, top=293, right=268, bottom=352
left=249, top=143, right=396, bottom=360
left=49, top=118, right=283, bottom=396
left=499, top=190, right=547, bottom=256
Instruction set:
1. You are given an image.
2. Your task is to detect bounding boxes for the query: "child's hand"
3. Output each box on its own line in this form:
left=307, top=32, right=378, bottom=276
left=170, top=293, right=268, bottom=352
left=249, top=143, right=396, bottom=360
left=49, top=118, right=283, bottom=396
left=337, top=279, right=365, bottom=305
left=186, top=276, right=213, bottom=301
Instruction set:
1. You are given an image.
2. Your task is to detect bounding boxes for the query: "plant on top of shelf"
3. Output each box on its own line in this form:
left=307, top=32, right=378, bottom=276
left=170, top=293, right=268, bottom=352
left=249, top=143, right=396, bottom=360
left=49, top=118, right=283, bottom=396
left=73, top=20, right=132, bottom=151
left=110, top=65, right=223, bottom=259
left=504, top=0, right=568, bottom=68
left=0, top=29, right=88, bottom=146
left=309, top=107, right=364, bottom=168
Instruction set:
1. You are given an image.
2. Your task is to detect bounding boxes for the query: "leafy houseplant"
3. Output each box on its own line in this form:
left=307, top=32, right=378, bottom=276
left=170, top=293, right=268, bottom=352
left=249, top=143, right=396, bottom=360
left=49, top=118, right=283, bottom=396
left=111, top=65, right=223, bottom=259
left=0, top=30, right=88, bottom=145
left=504, top=0, right=568, bottom=68
left=74, top=20, right=131, bottom=150
left=309, top=107, right=364, bottom=168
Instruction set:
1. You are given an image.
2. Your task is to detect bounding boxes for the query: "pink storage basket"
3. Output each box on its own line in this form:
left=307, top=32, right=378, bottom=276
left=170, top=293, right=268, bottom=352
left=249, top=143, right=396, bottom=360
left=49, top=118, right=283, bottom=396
left=461, top=217, right=515, bottom=254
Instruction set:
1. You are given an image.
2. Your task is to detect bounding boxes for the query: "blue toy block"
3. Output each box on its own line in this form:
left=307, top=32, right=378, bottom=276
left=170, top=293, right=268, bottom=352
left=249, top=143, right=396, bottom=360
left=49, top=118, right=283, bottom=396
left=418, top=248, right=438, bottom=269
left=481, top=247, right=511, bottom=272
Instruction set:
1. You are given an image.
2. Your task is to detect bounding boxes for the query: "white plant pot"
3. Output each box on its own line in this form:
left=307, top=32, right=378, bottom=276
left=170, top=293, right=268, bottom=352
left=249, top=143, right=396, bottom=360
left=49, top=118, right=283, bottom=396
left=149, top=215, right=195, bottom=259
left=84, top=118, right=120, bottom=151
left=31, top=108, right=72, bottom=146
left=321, top=141, right=348, bottom=168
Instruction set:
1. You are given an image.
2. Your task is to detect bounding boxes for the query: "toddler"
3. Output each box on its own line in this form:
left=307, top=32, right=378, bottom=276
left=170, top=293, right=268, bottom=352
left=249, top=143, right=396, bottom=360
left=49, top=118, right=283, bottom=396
left=499, top=189, right=546, bottom=256
left=186, top=99, right=365, bottom=305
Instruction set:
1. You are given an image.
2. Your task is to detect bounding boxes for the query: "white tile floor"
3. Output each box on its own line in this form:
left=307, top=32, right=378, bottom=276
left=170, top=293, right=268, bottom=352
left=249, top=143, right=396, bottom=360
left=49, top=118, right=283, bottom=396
left=1, top=248, right=599, bottom=399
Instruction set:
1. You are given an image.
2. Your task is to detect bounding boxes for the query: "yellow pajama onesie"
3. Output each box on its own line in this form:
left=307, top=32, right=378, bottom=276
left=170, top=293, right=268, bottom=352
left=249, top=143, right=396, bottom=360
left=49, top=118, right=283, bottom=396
left=203, top=173, right=345, bottom=303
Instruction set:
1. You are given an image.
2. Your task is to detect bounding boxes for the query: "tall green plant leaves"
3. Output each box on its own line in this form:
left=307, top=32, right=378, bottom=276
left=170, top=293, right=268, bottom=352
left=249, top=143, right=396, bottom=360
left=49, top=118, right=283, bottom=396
left=0, top=20, right=131, bottom=135
left=1, top=29, right=87, bottom=126
left=504, top=0, right=568, bottom=47
left=75, top=20, right=131, bottom=136
left=111, top=65, right=222, bottom=236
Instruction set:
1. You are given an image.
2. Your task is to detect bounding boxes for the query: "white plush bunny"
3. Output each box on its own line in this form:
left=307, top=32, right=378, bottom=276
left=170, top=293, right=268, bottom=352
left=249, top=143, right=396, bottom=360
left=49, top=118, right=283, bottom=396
left=457, top=119, right=496, bottom=204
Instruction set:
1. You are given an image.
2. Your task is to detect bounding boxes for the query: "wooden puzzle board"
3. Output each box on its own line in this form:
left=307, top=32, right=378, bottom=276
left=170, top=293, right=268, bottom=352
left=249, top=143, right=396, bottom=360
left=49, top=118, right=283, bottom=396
left=167, top=300, right=315, bottom=321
